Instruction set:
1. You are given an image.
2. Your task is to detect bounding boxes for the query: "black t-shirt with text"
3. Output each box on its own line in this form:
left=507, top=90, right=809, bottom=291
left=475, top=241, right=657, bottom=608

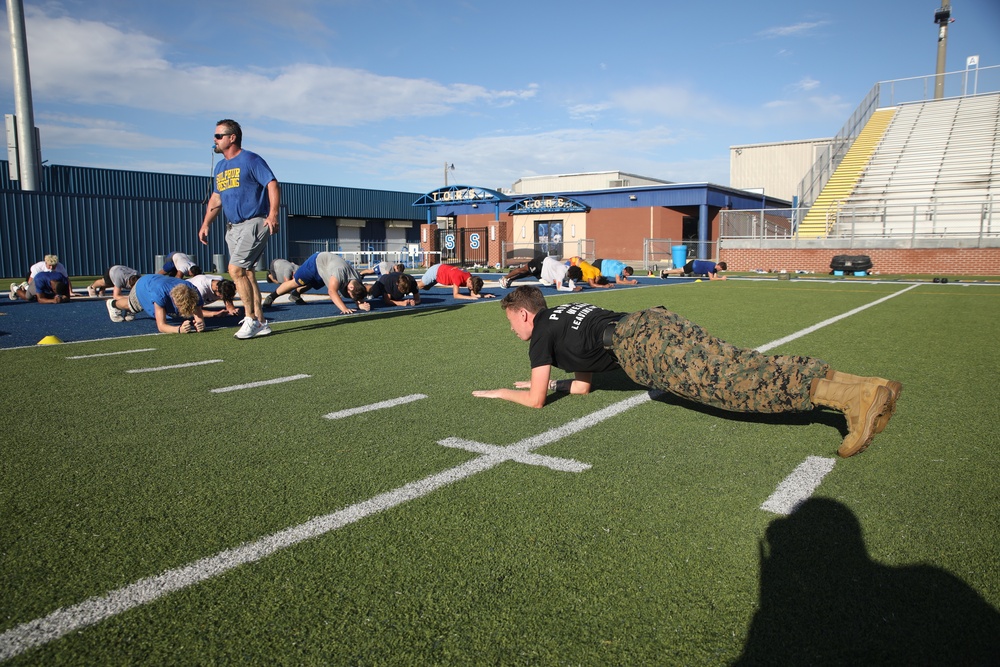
left=528, top=303, right=625, bottom=373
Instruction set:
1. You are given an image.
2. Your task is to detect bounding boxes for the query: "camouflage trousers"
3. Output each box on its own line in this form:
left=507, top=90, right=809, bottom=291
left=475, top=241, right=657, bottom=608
left=611, top=307, right=829, bottom=413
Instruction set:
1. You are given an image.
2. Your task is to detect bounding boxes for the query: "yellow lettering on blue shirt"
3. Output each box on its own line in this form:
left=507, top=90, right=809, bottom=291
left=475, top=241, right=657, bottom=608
left=216, top=167, right=241, bottom=192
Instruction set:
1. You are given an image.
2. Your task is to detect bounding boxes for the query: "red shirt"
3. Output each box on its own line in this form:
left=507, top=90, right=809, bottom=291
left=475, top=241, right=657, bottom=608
left=436, top=264, right=471, bottom=286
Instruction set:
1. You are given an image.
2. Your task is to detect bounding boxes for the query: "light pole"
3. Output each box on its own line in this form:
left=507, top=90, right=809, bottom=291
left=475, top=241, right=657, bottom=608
left=933, top=1, right=953, bottom=100
left=444, top=162, right=454, bottom=187
left=6, top=0, right=40, bottom=190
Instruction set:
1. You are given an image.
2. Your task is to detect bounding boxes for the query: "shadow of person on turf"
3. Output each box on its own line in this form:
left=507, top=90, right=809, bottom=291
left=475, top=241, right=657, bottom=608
left=571, top=372, right=849, bottom=434
left=734, top=497, right=1000, bottom=666
left=647, top=384, right=846, bottom=431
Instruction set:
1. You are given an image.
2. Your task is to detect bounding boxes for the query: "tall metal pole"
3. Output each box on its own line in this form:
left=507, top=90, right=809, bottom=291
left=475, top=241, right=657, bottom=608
left=933, top=1, right=952, bottom=100
left=6, top=0, right=39, bottom=190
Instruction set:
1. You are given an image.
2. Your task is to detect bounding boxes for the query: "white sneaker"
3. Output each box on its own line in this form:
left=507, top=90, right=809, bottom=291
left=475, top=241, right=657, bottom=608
left=234, top=316, right=260, bottom=339
left=253, top=320, right=272, bottom=337
left=106, top=298, right=125, bottom=322
left=9, top=282, right=18, bottom=301
left=87, top=286, right=97, bottom=297
left=499, top=277, right=510, bottom=289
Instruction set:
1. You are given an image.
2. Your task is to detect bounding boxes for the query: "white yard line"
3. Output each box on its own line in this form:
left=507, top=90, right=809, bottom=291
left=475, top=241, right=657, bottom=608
left=0, top=285, right=918, bottom=661
left=759, top=456, right=838, bottom=515
left=66, top=348, right=156, bottom=360
left=756, top=284, right=920, bottom=353
left=323, top=393, right=428, bottom=420
left=0, top=392, right=647, bottom=660
left=210, top=375, right=312, bottom=393
left=125, top=360, right=223, bottom=374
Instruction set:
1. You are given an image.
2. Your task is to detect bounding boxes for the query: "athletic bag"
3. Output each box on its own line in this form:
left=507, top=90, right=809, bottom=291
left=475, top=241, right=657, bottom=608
left=830, top=255, right=873, bottom=272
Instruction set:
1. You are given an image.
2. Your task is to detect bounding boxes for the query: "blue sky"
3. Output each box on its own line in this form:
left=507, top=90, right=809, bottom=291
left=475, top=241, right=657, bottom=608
left=1, top=0, right=998, bottom=194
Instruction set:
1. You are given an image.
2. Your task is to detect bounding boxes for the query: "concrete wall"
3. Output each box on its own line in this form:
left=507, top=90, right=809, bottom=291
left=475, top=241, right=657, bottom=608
left=719, top=240, right=1000, bottom=275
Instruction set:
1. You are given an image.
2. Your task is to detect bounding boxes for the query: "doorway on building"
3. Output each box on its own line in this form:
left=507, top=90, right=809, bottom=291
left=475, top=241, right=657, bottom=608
left=535, top=220, right=564, bottom=258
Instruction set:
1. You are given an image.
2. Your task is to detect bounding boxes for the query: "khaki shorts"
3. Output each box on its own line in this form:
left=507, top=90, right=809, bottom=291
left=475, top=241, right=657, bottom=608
left=226, top=217, right=269, bottom=270
left=127, top=290, right=143, bottom=314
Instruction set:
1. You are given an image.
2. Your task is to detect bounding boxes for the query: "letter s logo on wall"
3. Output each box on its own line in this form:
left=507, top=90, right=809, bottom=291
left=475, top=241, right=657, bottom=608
left=469, top=233, right=480, bottom=249
left=444, top=234, right=456, bottom=250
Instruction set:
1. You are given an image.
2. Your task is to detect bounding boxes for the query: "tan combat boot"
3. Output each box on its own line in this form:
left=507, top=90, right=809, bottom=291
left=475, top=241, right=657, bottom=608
left=827, top=371, right=903, bottom=434
left=809, top=379, right=892, bottom=457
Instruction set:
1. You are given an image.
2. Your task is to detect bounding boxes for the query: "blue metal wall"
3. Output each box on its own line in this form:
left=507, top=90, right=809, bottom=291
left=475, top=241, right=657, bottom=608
left=0, top=190, right=288, bottom=278
left=0, top=161, right=213, bottom=202
left=1, top=162, right=423, bottom=220
left=280, top=182, right=424, bottom=219
left=0, top=160, right=425, bottom=277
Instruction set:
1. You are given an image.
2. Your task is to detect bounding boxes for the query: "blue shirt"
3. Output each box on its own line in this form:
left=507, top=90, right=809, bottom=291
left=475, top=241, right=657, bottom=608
left=213, top=149, right=277, bottom=223
left=135, top=274, right=201, bottom=318
left=599, top=259, right=627, bottom=279
left=690, top=260, right=719, bottom=275
left=33, top=271, right=66, bottom=296
left=292, top=252, right=325, bottom=290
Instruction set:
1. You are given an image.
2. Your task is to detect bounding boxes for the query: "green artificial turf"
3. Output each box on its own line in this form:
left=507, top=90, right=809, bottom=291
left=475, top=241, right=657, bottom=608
left=2, top=281, right=998, bottom=665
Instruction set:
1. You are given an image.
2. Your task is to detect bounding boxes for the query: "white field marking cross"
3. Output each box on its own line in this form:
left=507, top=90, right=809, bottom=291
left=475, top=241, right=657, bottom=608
left=438, top=438, right=591, bottom=473
left=436, top=390, right=656, bottom=475
left=0, top=391, right=654, bottom=661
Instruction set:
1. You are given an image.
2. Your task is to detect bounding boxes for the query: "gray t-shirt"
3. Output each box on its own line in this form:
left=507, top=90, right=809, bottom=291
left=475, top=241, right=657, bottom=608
left=109, top=265, right=140, bottom=288
left=269, top=259, right=299, bottom=282
left=316, top=253, right=362, bottom=298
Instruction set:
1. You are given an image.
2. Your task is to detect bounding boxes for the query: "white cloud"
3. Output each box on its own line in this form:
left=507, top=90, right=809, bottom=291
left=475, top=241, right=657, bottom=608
left=36, top=113, right=196, bottom=149
left=758, top=94, right=851, bottom=125
left=1, top=7, right=796, bottom=191
left=341, top=126, right=686, bottom=190
left=2, top=9, right=536, bottom=127
left=609, top=85, right=738, bottom=123
left=794, top=77, right=821, bottom=92
left=757, top=21, right=828, bottom=39
left=567, top=102, right=612, bottom=121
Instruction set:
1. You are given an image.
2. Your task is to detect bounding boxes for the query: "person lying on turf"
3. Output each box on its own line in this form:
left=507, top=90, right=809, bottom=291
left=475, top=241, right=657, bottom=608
left=568, top=256, right=638, bottom=285
left=106, top=274, right=206, bottom=334
left=472, top=286, right=902, bottom=457
left=263, top=251, right=370, bottom=313
left=417, top=263, right=496, bottom=300
left=32, top=271, right=72, bottom=304
left=186, top=274, right=240, bottom=317
left=87, top=265, right=140, bottom=298
left=366, top=271, right=421, bottom=307
left=661, top=260, right=727, bottom=280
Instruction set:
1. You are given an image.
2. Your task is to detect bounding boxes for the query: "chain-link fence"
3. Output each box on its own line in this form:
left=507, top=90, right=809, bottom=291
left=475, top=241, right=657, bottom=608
left=642, top=239, right=720, bottom=271
left=720, top=198, right=999, bottom=245
left=719, top=210, right=797, bottom=240
left=499, top=239, right=595, bottom=268
left=292, top=240, right=428, bottom=268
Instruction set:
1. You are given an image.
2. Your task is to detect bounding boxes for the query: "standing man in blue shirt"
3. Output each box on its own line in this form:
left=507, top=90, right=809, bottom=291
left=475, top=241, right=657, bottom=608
left=198, top=119, right=281, bottom=339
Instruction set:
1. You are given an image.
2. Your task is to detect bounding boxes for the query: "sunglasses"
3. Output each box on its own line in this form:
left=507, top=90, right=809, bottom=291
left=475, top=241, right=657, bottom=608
left=213, top=133, right=233, bottom=139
